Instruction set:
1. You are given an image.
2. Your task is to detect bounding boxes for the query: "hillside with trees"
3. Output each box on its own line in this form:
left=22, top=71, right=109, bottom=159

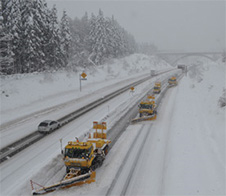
left=0, top=0, right=139, bottom=75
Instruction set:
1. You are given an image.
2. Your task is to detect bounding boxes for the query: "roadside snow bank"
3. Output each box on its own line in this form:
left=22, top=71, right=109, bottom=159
left=0, top=54, right=170, bottom=120
left=163, top=61, right=225, bottom=195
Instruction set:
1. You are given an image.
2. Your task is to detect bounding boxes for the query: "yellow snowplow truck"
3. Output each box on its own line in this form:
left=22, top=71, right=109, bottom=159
left=31, top=122, right=111, bottom=195
left=153, top=82, right=161, bottom=94
left=131, top=96, right=157, bottom=123
left=139, top=100, right=157, bottom=118
left=64, top=122, right=111, bottom=173
left=168, top=76, right=178, bottom=87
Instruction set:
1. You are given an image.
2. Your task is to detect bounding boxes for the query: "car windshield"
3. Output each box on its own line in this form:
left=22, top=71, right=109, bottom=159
left=65, top=147, right=91, bottom=158
left=140, top=104, right=153, bottom=109
left=39, top=122, right=48, bottom=127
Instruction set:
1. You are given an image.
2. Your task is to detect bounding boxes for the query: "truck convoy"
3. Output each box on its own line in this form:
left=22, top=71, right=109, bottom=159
left=31, top=122, right=111, bottom=195
left=29, top=71, right=182, bottom=194
left=168, top=76, right=177, bottom=87
left=153, top=82, right=161, bottom=94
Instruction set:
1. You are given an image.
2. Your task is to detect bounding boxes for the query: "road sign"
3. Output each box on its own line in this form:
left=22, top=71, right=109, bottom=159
left=79, top=72, right=87, bottom=91
left=81, top=72, right=87, bottom=79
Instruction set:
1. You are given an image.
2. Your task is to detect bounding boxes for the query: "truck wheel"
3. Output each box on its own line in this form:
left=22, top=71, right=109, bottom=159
left=97, top=156, right=104, bottom=167
left=104, top=145, right=109, bottom=155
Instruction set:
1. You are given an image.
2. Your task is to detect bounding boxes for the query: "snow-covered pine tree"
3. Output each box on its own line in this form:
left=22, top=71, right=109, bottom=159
left=109, top=16, right=123, bottom=58
left=71, top=12, right=90, bottom=52
left=81, top=12, right=90, bottom=52
left=1, top=0, right=21, bottom=74
left=32, top=0, right=52, bottom=71
left=67, top=17, right=82, bottom=69
left=104, top=17, right=115, bottom=58
left=87, top=13, right=96, bottom=58
left=68, top=12, right=91, bottom=69
left=19, top=0, right=35, bottom=72
left=88, top=9, right=108, bottom=65
left=116, top=25, right=137, bottom=56
left=1, top=0, right=17, bottom=33
left=19, top=0, right=50, bottom=73
left=0, top=3, right=13, bottom=74
left=48, top=4, right=63, bottom=70
left=21, top=1, right=36, bottom=73
left=60, top=10, right=72, bottom=67
left=124, top=31, right=137, bottom=54
left=77, top=12, right=90, bottom=68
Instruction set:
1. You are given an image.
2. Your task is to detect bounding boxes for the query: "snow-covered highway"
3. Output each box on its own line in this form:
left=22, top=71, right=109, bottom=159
left=0, top=58, right=225, bottom=196
left=111, top=87, right=179, bottom=196
left=50, top=62, right=225, bottom=196
left=1, top=73, right=152, bottom=149
left=0, top=70, right=178, bottom=195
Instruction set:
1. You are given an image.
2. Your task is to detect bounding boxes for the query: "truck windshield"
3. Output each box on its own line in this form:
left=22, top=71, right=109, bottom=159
left=154, top=87, right=160, bottom=90
left=65, top=147, right=91, bottom=158
left=140, top=104, right=153, bottom=109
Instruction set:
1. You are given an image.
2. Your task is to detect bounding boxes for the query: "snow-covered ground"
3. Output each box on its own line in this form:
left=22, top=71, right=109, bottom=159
left=0, top=54, right=173, bottom=149
left=162, top=61, right=225, bottom=195
left=0, top=54, right=169, bottom=125
left=0, top=54, right=225, bottom=195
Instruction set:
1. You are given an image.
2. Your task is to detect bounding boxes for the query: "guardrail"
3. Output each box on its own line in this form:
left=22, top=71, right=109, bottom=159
left=0, top=75, right=151, bottom=163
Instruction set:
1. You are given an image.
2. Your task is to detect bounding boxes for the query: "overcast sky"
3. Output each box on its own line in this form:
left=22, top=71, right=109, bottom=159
left=46, top=0, right=225, bottom=52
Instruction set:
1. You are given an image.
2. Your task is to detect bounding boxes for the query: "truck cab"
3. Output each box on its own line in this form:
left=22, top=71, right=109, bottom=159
left=139, top=100, right=156, bottom=117
left=64, top=122, right=111, bottom=173
left=153, top=82, right=161, bottom=94
left=168, top=76, right=177, bottom=87
left=64, top=142, right=95, bottom=173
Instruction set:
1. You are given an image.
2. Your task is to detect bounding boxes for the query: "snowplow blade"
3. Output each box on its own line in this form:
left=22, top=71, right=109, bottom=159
left=168, top=83, right=178, bottom=88
left=131, top=114, right=156, bottom=123
left=31, top=171, right=96, bottom=195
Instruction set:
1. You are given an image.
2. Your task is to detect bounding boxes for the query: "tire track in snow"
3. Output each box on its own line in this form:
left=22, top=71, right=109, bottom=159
left=106, top=123, right=153, bottom=196
left=122, top=83, right=180, bottom=195
left=158, top=86, right=180, bottom=195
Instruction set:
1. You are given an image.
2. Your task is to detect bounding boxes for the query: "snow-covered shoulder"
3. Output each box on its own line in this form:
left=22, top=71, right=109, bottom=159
left=163, top=60, right=225, bottom=195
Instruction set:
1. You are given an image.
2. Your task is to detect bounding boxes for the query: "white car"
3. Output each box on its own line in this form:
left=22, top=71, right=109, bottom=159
left=38, top=120, right=60, bottom=133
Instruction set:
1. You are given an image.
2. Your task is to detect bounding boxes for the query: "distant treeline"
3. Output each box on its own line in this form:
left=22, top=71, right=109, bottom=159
left=0, top=0, right=157, bottom=75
